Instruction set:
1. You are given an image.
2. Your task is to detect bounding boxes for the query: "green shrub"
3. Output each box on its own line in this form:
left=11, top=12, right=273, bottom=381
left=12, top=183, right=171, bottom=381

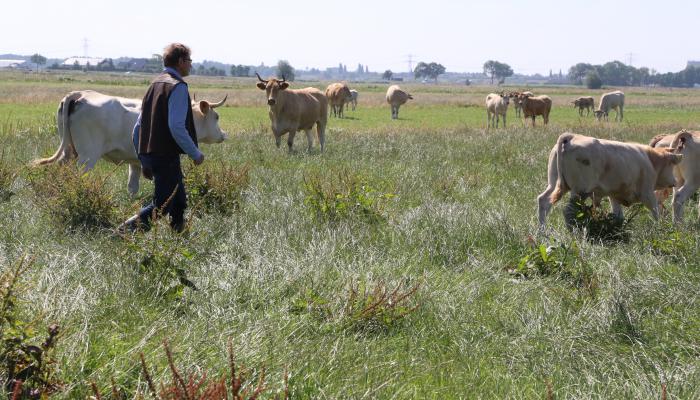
left=1, top=256, right=62, bottom=398
left=184, top=162, right=250, bottom=215
left=513, top=240, right=598, bottom=294
left=585, top=71, right=603, bottom=89
left=564, top=199, right=638, bottom=243
left=303, top=171, right=394, bottom=223
left=28, top=164, right=118, bottom=231
left=646, top=230, right=695, bottom=263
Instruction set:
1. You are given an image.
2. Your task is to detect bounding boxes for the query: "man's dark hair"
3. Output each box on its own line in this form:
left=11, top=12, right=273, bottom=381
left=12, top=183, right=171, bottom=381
left=163, top=43, right=191, bottom=68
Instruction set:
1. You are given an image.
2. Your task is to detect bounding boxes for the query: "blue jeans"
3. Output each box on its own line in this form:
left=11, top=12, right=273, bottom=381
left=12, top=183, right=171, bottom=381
left=137, top=154, right=187, bottom=231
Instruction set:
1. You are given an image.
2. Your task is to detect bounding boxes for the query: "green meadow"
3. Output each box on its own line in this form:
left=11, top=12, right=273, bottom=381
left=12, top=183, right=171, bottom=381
left=1, top=70, right=699, bottom=399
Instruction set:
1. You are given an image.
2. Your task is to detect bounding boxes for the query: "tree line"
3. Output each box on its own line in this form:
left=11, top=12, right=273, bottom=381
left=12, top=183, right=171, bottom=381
left=569, top=61, right=700, bottom=88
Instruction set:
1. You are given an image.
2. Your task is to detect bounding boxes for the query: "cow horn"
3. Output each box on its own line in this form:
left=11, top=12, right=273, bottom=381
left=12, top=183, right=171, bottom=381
left=193, top=93, right=197, bottom=101
left=210, top=94, right=227, bottom=108
left=279, top=75, right=286, bottom=83
left=255, top=72, right=268, bottom=83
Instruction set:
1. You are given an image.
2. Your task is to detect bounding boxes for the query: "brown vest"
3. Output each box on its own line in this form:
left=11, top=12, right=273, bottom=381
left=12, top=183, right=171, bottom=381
left=138, top=71, right=198, bottom=155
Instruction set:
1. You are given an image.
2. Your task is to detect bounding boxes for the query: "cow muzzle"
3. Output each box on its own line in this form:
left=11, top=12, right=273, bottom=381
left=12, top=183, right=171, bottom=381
left=267, top=99, right=276, bottom=106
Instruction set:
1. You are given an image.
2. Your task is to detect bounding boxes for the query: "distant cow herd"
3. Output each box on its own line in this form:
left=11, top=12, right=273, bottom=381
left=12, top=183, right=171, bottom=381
left=33, top=79, right=699, bottom=231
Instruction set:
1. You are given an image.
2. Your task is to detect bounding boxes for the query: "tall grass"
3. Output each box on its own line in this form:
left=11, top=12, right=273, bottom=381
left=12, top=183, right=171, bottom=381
left=1, top=72, right=699, bottom=398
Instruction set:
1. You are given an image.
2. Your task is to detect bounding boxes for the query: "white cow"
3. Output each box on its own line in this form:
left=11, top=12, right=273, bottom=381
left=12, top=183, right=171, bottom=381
left=33, top=90, right=227, bottom=195
left=345, top=89, right=358, bottom=111
left=386, top=85, right=413, bottom=119
left=537, top=132, right=682, bottom=228
left=650, top=130, right=700, bottom=223
left=594, top=90, right=625, bottom=121
left=485, top=93, right=510, bottom=128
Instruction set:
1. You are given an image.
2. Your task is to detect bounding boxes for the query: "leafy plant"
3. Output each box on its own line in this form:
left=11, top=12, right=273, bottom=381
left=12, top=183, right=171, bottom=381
left=646, top=230, right=694, bottom=263
left=121, top=224, right=199, bottom=302
left=28, top=163, right=118, bottom=231
left=184, top=162, right=251, bottom=215
left=564, top=199, right=639, bottom=243
left=342, top=280, right=420, bottom=333
left=513, top=239, right=598, bottom=294
left=1, top=256, right=62, bottom=398
left=289, top=288, right=331, bottom=321
left=303, top=171, right=394, bottom=223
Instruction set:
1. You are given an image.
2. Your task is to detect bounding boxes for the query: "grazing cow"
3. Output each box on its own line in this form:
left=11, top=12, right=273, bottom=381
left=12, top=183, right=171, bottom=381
left=594, top=90, right=625, bottom=121
left=509, top=91, right=533, bottom=117
left=256, top=73, right=327, bottom=152
left=573, top=96, right=595, bottom=116
left=485, top=92, right=510, bottom=128
left=33, top=90, right=227, bottom=195
left=537, top=132, right=682, bottom=228
left=386, top=85, right=413, bottom=119
left=650, top=130, right=700, bottom=223
left=345, top=89, right=358, bottom=111
left=325, top=82, right=352, bottom=118
left=519, top=93, right=552, bottom=126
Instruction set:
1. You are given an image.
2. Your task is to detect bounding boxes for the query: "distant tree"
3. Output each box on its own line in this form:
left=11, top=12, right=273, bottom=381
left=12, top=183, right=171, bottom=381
left=30, top=53, right=47, bottom=72
left=414, top=62, right=429, bottom=80
left=598, top=60, right=631, bottom=86
left=356, top=63, right=364, bottom=74
left=567, top=63, right=596, bottom=85
left=365, top=65, right=369, bottom=74
left=276, top=60, right=295, bottom=81
left=585, top=70, right=603, bottom=89
left=483, top=60, right=513, bottom=84
left=382, top=70, right=393, bottom=80
left=230, top=64, right=250, bottom=77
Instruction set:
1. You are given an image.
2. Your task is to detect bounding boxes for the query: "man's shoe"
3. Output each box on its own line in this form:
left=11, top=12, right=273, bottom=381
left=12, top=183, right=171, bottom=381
left=116, top=214, right=142, bottom=235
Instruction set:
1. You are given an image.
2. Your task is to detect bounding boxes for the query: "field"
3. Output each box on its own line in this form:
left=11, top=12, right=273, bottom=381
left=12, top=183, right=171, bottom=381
left=1, top=70, right=700, bottom=399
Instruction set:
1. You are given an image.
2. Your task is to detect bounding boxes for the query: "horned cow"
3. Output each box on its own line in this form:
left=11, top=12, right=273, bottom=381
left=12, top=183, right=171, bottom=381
left=33, top=90, right=227, bottom=195
left=519, top=93, right=552, bottom=126
left=256, top=73, right=328, bottom=152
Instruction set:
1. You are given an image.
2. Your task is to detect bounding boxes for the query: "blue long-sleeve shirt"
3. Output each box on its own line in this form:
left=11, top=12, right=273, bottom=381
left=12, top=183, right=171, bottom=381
left=133, top=67, right=203, bottom=161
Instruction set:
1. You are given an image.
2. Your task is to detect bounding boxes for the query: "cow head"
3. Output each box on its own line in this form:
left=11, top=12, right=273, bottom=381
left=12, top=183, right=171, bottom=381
left=256, top=73, right=289, bottom=106
left=650, top=148, right=683, bottom=189
left=594, top=110, right=607, bottom=121
left=572, top=99, right=580, bottom=108
left=518, top=93, right=532, bottom=105
left=192, top=95, right=228, bottom=143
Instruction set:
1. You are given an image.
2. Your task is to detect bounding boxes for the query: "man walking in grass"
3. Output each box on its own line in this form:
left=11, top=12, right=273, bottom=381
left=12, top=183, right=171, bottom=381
left=118, top=43, right=204, bottom=233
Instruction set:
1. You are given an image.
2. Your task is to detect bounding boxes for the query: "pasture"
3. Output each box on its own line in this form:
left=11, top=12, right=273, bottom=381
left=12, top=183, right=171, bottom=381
left=1, top=70, right=700, bottom=399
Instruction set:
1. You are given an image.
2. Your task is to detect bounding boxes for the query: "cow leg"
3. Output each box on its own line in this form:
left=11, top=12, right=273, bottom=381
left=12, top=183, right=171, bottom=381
left=77, top=155, right=98, bottom=171
left=537, top=148, right=563, bottom=228
left=304, top=129, right=314, bottom=152
left=618, top=106, right=623, bottom=122
left=531, top=116, right=536, bottom=127
left=274, top=133, right=282, bottom=148
left=287, top=131, right=297, bottom=152
left=316, top=121, right=326, bottom=153
left=127, top=163, right=142, bottom=196
left=672, top=184, right=697, bottom=224
left=503, top=113, right=506, bottom=128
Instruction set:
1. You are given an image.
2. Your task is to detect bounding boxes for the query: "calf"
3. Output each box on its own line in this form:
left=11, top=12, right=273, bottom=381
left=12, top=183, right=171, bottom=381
left=537, top=132, right=682, bottom=228
left=485, top=92, right=510, bottom=128
left=509, top=91, right=533, bottom=117
left=519, top=93, right=552, bottom=126
left=573, top=96, right=595, bottom=116
left=345, top=89, right=358, bottom=111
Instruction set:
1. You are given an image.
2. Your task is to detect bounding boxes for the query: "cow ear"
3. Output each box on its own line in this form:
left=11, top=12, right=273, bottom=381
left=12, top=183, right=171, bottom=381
left=256, top=82, right=266, bottom=90
left=279, top=82, right=289, bottom=90
left=672, top=154, right=683, bottom=164
left=199, top=100, right=210, bottom=115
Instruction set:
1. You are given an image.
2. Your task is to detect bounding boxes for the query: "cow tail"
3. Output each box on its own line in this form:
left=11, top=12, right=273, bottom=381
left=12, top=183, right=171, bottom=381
left=550, top=134, right=571, bottom=204
left=32, top=92, right=80, bottom=165
left=649, top=134, right=668, bottom=147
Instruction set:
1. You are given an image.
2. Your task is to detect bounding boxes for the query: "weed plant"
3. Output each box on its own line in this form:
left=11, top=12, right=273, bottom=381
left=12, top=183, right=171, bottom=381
left=28, top=164, right=118, bottom=231
left=0, top=152, right=16, bottom=201
left=184, top=161, right=251, bottom=215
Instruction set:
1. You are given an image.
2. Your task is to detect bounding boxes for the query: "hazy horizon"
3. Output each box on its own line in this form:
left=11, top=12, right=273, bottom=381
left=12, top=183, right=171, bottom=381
left=3, top=0, right=698, bottom=75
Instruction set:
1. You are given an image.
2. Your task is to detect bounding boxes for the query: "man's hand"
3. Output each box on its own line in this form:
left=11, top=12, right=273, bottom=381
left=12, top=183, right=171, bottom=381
left=193, top=153, right=205, bottom=166
left=142, top=166, right=153, bottom=180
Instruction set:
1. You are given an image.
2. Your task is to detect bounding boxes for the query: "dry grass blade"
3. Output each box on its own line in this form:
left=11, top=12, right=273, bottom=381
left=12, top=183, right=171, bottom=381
left=140, top=352, right=158, bottom=398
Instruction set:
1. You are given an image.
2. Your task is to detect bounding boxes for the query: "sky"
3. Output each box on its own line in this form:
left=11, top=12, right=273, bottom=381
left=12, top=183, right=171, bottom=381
left=3, top=0, right=699, bottom=75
